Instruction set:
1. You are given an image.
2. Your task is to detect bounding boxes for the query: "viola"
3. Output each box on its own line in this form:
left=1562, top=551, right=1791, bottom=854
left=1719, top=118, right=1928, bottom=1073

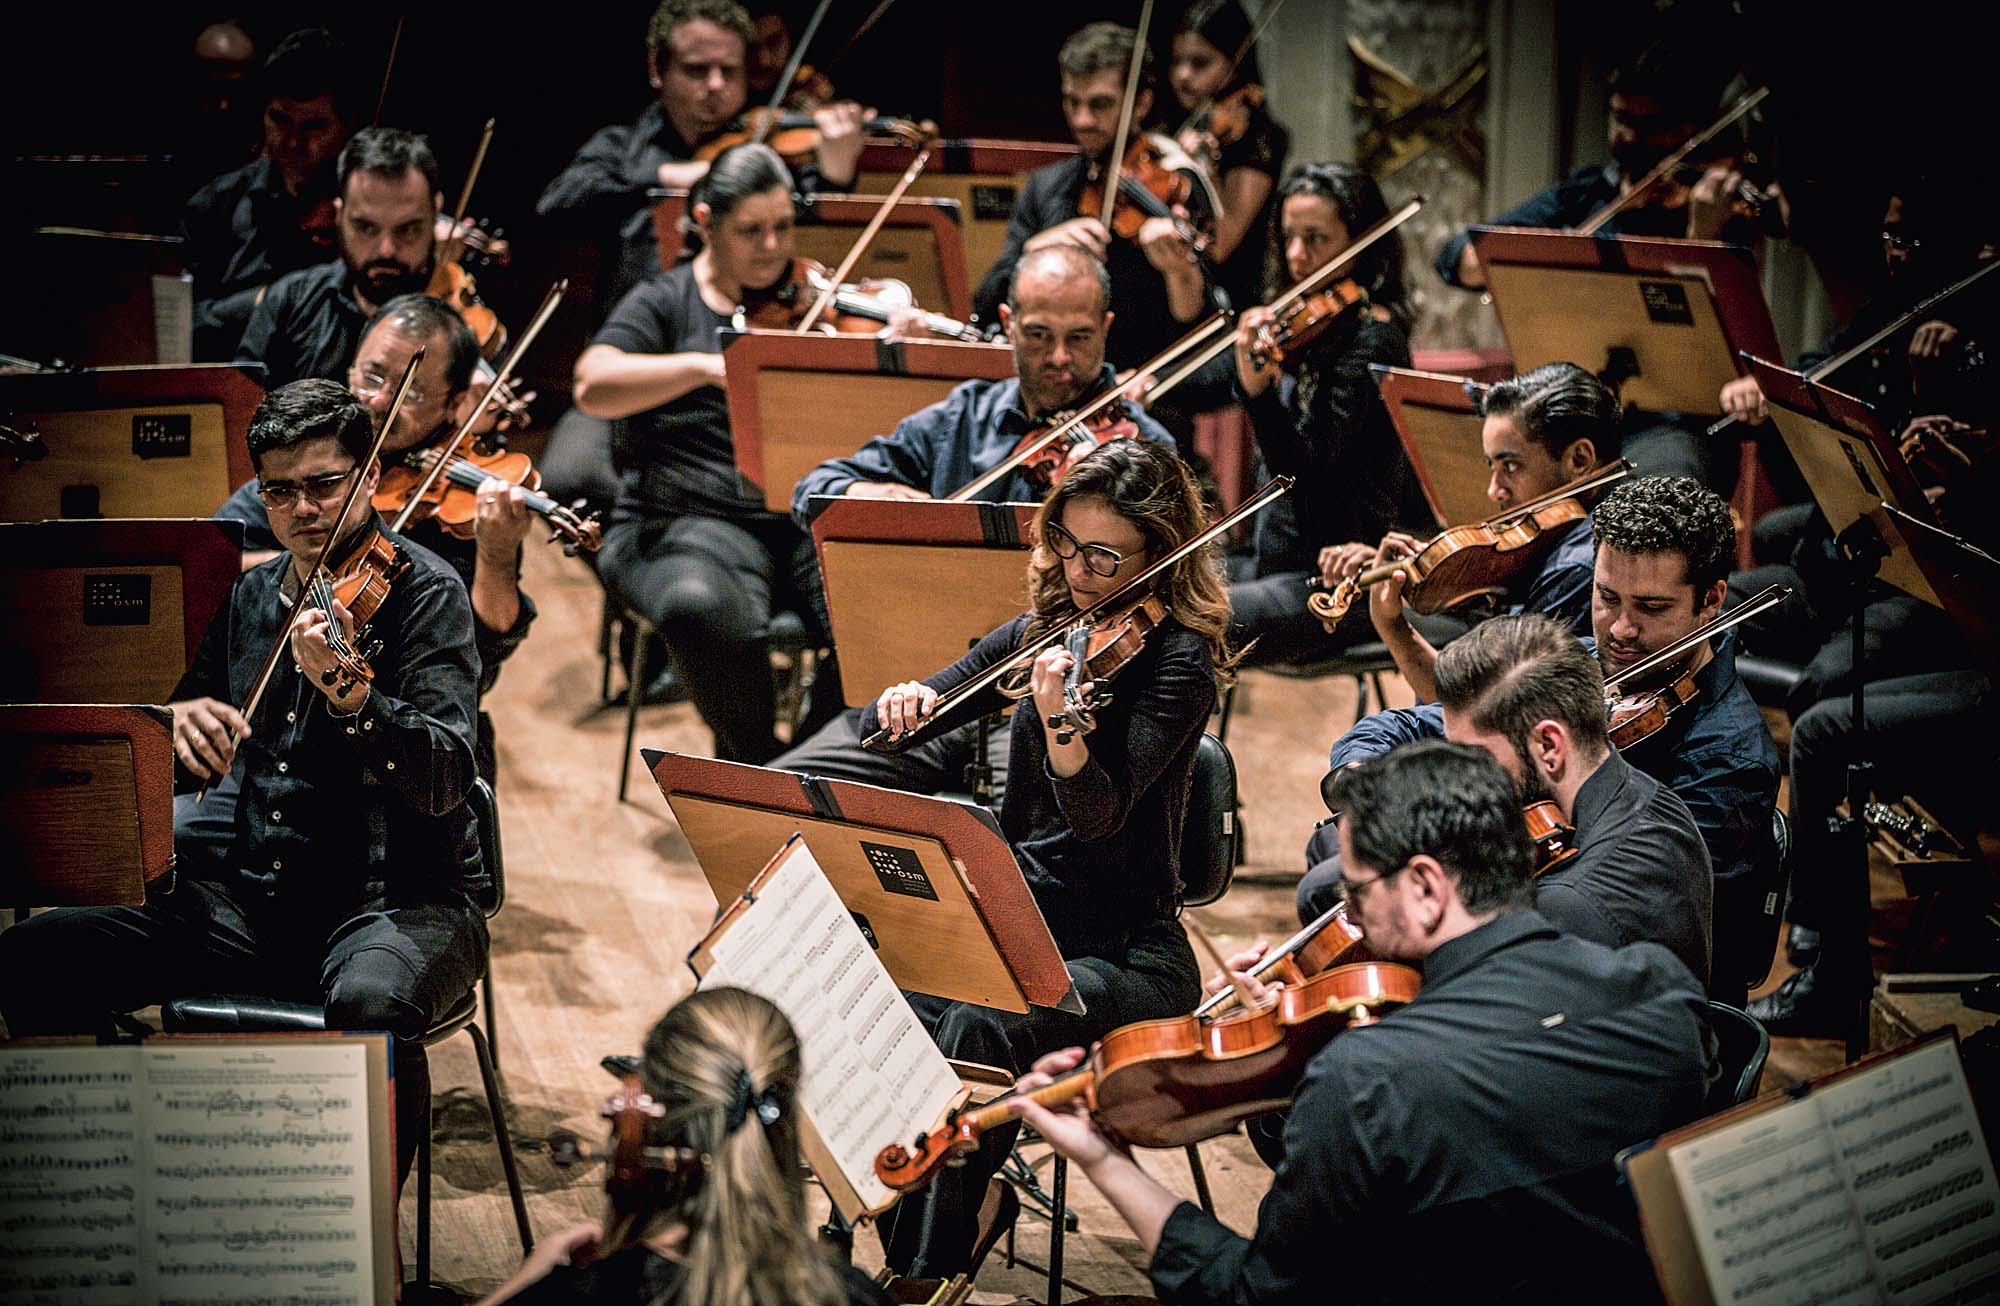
left=1524, top=799, right=1580, bottom=875
left=1047, top=592, right=1169, bottom=744
left=1600, top=582, right=1790, bottom=751
left=306, top=529, right=409, bottom=697
left=1249, top=279, right=1370, bottom=368
left=1018, top=399, right=1145, bottom=496
left=548, top=1076, right=706, bottom=1220
left=428, top=259, right=506, bottom=359
left=694, top=108, right=928, bottom=164
left=876, top=959, right=1420, bottom=1191
left=1307, top=462, right=1632, bottom=631
left=372, top=440, right=603, bottom=555
left=1079, top=133, right=1216, bottom=255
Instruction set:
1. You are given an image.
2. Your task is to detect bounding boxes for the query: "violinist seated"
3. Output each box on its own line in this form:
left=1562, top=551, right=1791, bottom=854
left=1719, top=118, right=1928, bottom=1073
left=1298, top=614, right=1715, bottom=990
left=1432, top=45, right=1759, bottom=487
left=1324, top=361, right=1619, bottom=703
left=0, top=380, right=489, bottom=1192
left=183, top=28, right=358, bottom=361
left=1225, top=163, right=1430, bottom=667
left=207, top=294, right=536, bottom=783
left=745, top=2, right=838, bottom=109
left=972, top=22, right=1222, bottom=433
left=825, top=442, right=1227, bottom=1280
left=779, top=243, right=1176, bottom=766
left=1168, top=1, right=1290, bottom=312
left=474, top=989, right=895, bottom=1306
left=1015, top=741, right=1713, bottom=1306
left=535, top=0, right=868, bottom=525
left=1305, top=476, right=1780, bottom=1008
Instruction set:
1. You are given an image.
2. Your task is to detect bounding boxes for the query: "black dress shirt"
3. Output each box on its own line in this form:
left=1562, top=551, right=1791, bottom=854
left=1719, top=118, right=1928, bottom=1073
left=868, top=614, right=1216, bottom=959
left=1150, top=911, right=1711, bottom=1305
left=973, top=154, right=1220, bottom=369
left=233, top=258, right=369, bottom=390
left=183, top=156, right=337, bottom=360
left=172, top=516, right=482, bottom=912
left=213, top=480, right=535, bottom=697
left=789, top=365, right=1175, bottom=522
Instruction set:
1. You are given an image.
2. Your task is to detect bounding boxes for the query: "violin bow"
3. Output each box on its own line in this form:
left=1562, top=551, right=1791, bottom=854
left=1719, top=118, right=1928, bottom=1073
left=203, top=347, right=425, bottom=800
left=1602, top=583, right=1790, bottom=693
left=449, top=118, right=497, bottom=237
left=389, top=280, right=567, bottom=533
left=1194, top=904, right=1341, bottom=1018
left=1171, top=0, right=1288, bottom=138
left=796, top=125, right=940, bottom=333
left=371, top=14, right=406, bottom=124
left=1486, top=458, right=1631, bottom=529
left=1098, top=0, right=1157, bottom=231
left=1709, top=256, right=2000, bottom=436
left=754, top=0, right=838, bottom=136
left=1187, top=917, right=1265, bottom=1016
left=863, top=474, right=1292, bottom=752
left=1577, top=85, right=1769, bottom=237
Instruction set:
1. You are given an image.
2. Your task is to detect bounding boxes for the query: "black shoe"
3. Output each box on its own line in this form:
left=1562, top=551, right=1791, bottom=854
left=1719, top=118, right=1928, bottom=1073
left=1745, top=964, right=1858, bottom=1038
left=968, top=1176, right=1020, bottom=1279
left=641, top=663, right=688, bottom=706
left=1786, top=923, right=1822, bottom=967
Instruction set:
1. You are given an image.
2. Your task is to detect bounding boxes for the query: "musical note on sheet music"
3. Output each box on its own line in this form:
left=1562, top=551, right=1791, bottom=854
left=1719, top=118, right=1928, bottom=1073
left=0, top=1047, right=142, bottom=1306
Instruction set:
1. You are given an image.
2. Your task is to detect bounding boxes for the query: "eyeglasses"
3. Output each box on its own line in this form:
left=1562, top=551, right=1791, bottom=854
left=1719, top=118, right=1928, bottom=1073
left=1334, top=863, right=1406, bottom=907
left=352, top=362, right=432, bottom=408
left=257, top=467, right=357, bottom=510
left=1044, top=520, right=1135, bottom=578
left=1881, top=228, right=1921, bottom=252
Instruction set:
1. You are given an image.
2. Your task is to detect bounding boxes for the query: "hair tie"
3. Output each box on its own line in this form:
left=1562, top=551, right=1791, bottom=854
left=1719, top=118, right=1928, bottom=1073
left=724, top=1067, right=784, bottom=1134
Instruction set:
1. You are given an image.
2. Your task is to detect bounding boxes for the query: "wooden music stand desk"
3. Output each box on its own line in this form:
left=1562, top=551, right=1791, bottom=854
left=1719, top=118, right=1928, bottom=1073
left=811, top=497, right=1035, bottom=705
left=1371, top=364, right=1489, bottom=528
left=0, top=702, right=175, bottom=906
left=651, top=189, right=975, bottom=320
left=857, top=138, right=1074, bottom=292
left=1470, top=228, right=1781, bottom=417
left=720, top=328, right=1015, bottom=513
left=645, top=749, right=1078, bottom=1015
left=0, top=364, right=265, bottom=522
left=0, top=518, right=242, bottom=704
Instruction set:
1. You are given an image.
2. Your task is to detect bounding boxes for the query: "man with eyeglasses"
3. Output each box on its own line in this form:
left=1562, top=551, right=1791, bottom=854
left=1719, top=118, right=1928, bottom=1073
left=1011, top=740, right=1712, bottom=1305
left=772, top=243, right=1175, bottom=794
left=0, top=379, right=489, bottom=1194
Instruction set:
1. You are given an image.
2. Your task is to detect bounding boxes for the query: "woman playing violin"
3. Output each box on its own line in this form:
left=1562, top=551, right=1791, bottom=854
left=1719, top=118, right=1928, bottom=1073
left=1170, top=0, right=1290, bottom=311
left=1228, top=162, right=1429, bottom=665
left=857, top=439, right=1234, bottom=1278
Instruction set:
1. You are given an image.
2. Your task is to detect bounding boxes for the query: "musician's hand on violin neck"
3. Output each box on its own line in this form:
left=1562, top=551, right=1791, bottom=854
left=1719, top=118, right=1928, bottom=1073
left=1235, top=307, right=1280, bottom=396
left=1025, top=217, right=1110, bottom=260
left=1684, top=164, right=1742, bottom=240
left=1006, top=1047, right=1116, bottom=1165
left=811, top=100, right=868, bottom=185
left=1364, top=532, right=1423, bottom=628
left=875, top=680, right=938, bottom=740
left=474, top=478, right=534, bottom=558
left=169, top=697, right=250, bottom=780
left=1137, top=214, right=1195, bottom=270
left=1718, top=375, right=1768, bottom=426
left=291, top=600, right=364, bottom=707
left=845, top=480, right=932, bottom=501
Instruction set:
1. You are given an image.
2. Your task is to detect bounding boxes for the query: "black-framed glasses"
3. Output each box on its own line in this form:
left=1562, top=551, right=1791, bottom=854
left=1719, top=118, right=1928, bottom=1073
left=1044, top=520, right=1133, bottom=578
left=1334, top=863, right=1407, bottom=907
left=257, top=466, right=357, bottom=510
left=1881, top=228, right=1921, bottom=252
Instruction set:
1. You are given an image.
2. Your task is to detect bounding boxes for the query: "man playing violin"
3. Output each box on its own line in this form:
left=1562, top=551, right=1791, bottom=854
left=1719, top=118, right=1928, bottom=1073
left=1015, top=740, right=1712, bottom=1306
left=0, top=380, right=489, bottom=1191
left=1312, top=476, right=1780, bottom=1006
left=973, top=22, right=1220, bottom=385
left=1324, top=361, right=1618, bottom=701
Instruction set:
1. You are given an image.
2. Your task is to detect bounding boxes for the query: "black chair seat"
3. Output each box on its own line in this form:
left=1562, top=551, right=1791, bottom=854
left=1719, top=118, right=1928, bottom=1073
left=1265, top=640, right=1399, bottom=680
left=1706, top=1000, right=1771, bottom=1113
left=1737, top=654, right=1806, bottom=709
left=161, top=988, right=479, bottom=1047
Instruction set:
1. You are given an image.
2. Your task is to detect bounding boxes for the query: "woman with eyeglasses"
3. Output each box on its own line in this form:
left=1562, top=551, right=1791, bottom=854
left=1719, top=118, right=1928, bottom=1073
left=866, top=438, right=1237, bottom=1279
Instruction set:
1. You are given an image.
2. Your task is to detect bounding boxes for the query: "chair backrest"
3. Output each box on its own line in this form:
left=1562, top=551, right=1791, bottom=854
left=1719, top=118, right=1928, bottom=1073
left=1180, top=733, right=1239, bottom=909
left=1705, top=1000, right=1771, bottom=1112
left=467, top=776, right=504, bottom=920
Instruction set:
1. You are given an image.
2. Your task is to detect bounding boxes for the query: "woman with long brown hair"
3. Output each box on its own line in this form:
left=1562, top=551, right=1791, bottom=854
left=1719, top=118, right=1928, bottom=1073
left=867, top=437, right=1234, bottom=1278
left=478, top=988, right=892, bottom=1306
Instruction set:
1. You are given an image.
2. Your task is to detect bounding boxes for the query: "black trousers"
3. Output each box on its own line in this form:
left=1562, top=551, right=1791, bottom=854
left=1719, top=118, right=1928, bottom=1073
left=537, top=407, right=623, bottom=519
left=0, top=876, right=488, bottom=1185
left=772, top=706, right=1012, bottom=800
left=1226, top=570, right=1379, bottom=668
left=599, top=508, right=820, bottom=764
left=879, top=916, right=1202, bottom=1277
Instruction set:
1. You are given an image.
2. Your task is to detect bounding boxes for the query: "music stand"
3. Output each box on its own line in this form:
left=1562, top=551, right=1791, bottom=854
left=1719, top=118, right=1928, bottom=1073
left=1371, top=364, right=1489, bottom=527
left=644, top=749, right=1078, bottom=1015
left=720, top=328, right=1015, bottom=513
left=14, top=228, right=190, bottom=365
left=1470, top=229, right=1782, bottom=416
left=0, top=703, right=175, bottom=907
left=811, top=497, right=1035, bottom=706
left=857, top=138, right=1073, bottom=292
left=0, top=518, right=242, bottom=704
left=0, top=364, right=265, bottom=522
left=650, top=189, right=975, bottom=320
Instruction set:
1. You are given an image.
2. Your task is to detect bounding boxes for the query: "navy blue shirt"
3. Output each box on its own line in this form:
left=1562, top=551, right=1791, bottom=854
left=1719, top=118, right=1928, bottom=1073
left=1150, top=910, right=1711, bottom=1305
left=171, top=517, right=482, bottom=911
left=183, top=155, right=337, bottom=361
left=1504, top=514, right=1597, bottom=635
left=234, top=258, right=368, bottom=390
left=789, top=365, right=1176, bottom=522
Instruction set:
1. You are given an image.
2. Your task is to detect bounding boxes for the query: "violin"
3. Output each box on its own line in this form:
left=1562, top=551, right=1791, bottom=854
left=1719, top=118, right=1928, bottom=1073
left=1018, top=399, right=1146, bottom=498
left=1047, top=592, right=1169, bottom=744
left=306, top=528, right=410, bottom=697
left=1079, top=133, right=1216, bottom=255
left=1248, top=279, right=1370, bottom=368
left=548, top=1076, right=706, bottom=1220
left=731, top=258, right=976, bottom=341
left=1308, top=462, right=1632, bottom=631
left=694, top=108, right=928, bottom=164
left=876, top=959, right=1419, bottom=1192
left=372, top=439, right=603, bottom=554
left=1524, top=799, right=1580, bottom=875
left=1601, top=583, right=1790, bottom=750
left=1578, top=87, right=1768, bottom=237
left=1179, top=83, right=1264, bottom=169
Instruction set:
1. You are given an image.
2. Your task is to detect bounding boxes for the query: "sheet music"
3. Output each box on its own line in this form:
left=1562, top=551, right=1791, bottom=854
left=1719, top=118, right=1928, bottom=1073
left=151, top=274, right=193, bottom=365
left=1668, top=1037, right=2000, bottom=1306
left=142, top=1041, right=376, bottom=1304
left=698, top=836, right=962, bottom=1213
left=0, top=1046, right=143, bottom=1305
